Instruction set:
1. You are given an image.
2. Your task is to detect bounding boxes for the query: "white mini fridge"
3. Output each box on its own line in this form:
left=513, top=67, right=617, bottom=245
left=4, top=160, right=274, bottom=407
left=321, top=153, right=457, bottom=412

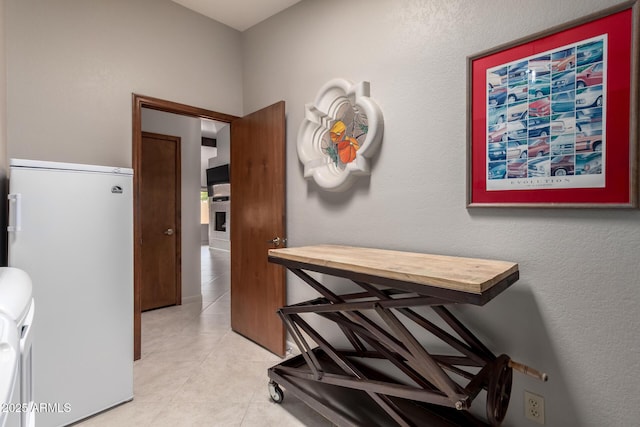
left=7, top=159, right=134, bottom=427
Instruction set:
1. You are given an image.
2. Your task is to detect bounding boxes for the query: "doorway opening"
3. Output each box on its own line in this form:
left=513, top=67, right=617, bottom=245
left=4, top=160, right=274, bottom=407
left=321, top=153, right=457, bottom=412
left=132, top=94, right=238, bottom=360
left=133, top=95, right=287, bottom=360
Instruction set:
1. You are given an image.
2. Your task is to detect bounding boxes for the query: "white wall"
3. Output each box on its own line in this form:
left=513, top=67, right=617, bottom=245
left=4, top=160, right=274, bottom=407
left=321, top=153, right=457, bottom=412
left=5, top=0, right=243, bottom=168
left=208, top=125, right=231, bottom=168
left=242, top=1, right=640, bottom=426
left=141, top=108, right=202, bottom=304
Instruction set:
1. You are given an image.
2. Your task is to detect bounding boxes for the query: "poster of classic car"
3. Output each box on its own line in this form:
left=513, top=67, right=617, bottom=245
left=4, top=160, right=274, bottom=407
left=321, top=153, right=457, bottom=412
left=485, top=35, right=606, bottom=191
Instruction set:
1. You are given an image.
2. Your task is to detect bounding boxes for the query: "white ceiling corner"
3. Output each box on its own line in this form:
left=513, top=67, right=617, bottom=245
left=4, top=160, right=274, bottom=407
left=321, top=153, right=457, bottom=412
left=201, top=118, right=225, bottom=139
left=171, top=0, right=301, bottom=31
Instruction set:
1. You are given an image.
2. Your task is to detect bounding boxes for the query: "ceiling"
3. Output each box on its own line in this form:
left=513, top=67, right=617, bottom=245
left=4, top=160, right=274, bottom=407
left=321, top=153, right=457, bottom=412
left=171, top=0, right=301, bottom=32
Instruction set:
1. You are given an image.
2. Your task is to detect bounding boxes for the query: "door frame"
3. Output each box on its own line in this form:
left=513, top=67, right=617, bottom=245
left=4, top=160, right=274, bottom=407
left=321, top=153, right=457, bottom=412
left=140, top=131, right=182, bottom=311
left=132, top=93, right=239, bottom=360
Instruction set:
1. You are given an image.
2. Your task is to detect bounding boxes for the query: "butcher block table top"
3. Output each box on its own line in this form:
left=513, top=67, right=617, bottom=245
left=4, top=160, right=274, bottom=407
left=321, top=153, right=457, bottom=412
left=268, top=245, right=519, bottom=304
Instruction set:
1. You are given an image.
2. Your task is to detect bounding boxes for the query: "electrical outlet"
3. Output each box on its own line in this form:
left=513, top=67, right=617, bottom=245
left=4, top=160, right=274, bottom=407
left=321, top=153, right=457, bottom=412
left=524, top=391, right=545, bottom=424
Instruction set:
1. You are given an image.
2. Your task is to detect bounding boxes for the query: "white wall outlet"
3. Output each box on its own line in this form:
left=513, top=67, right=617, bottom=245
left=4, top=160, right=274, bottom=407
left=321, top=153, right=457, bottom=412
left=524, top=390, right=545, bottom=424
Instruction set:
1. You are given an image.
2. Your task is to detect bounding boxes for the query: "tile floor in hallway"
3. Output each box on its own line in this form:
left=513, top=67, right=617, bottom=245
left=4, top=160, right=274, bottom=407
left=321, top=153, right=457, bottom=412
left=77, top=247, right=333, bottom=427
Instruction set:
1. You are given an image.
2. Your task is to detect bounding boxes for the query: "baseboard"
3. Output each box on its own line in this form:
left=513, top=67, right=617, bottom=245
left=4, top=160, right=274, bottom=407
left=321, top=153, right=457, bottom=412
left=208, top=241, right=230, bottom=251
left=182, top=294, right=203, bottom=305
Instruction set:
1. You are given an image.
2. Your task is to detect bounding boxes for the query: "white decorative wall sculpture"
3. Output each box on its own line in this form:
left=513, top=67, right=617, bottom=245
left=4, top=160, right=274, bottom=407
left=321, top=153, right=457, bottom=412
left=297, top=78, right=384, bottom=191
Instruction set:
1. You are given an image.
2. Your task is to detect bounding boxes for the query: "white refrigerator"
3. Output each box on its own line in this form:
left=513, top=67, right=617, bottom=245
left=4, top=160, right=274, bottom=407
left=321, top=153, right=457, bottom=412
left=7, top=159, right=134, bottom=427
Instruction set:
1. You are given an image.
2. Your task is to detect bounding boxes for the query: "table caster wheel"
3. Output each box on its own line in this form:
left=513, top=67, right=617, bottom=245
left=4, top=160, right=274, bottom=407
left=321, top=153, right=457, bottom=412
left=268, top=381, right=284, bottom=404
left=486, top=354, right=512, bottom=426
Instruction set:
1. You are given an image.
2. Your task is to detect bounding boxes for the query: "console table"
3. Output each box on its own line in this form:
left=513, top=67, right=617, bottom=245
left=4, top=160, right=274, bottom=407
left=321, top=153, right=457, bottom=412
left=267, top=245, right=546, bottom=427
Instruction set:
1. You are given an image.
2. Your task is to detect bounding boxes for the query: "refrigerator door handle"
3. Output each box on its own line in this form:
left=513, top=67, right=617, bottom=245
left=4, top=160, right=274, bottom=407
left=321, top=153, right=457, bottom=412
left=7, top=193, right=22, bottom=232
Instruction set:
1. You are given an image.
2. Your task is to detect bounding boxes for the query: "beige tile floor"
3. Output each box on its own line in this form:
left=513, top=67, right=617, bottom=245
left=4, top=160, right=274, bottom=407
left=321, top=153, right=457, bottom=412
left=77, top=247, right=333, bottom=427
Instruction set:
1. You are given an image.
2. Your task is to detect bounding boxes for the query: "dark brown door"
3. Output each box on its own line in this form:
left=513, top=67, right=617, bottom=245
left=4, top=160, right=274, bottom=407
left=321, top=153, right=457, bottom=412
left=140, top=132, right=181, bottom=311
left=230, top=101, right=286, bottom=356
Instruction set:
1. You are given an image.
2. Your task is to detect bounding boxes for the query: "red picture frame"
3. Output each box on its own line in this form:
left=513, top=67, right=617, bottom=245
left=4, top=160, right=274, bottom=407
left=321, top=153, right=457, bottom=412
left=467, top=1, right=639, bottom=208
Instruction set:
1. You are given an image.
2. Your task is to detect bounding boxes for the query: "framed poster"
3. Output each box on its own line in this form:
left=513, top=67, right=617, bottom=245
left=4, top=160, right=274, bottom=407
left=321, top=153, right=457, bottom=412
left=467, top=1, right=639, bottom=207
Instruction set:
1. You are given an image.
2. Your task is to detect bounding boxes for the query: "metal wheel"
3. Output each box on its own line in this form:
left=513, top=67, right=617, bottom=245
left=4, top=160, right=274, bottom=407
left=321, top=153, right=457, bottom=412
left=486, top=355, right=513, bottom=426
left=268, top=381, right=284, bottom=404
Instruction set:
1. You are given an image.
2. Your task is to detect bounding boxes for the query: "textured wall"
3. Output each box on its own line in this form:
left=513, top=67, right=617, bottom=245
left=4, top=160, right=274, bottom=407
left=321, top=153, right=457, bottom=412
left=242, top=1, right=640, bottom=425
left=5, top=0, right=242, bottom=167
left=0, top=0, right=7, bottom=265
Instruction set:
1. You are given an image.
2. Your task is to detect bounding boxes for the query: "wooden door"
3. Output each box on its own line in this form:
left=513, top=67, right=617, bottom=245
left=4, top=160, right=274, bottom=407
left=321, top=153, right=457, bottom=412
left=230, top=101, right=286, bottom=356
left=140, top=132, right=181, bottom=311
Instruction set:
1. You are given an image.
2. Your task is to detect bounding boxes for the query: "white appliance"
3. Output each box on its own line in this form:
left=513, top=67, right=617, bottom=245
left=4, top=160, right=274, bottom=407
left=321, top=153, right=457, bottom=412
left=0, top=267, right=34, bottom=427
left=7, top=159, right=134, bottom=427
left=0, top=312, right=20, bottom=427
